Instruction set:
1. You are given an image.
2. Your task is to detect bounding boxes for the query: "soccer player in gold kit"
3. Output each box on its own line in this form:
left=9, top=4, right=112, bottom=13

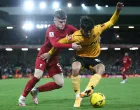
left=33, top=2, right=124, bottom=107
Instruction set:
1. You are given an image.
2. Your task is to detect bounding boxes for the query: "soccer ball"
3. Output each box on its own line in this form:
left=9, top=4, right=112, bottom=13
left=90, top=93, right=106, bottom=108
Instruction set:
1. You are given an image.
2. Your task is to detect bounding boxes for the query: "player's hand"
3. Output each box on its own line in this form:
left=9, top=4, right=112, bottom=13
left=116, top=2, right=124, bottom=11
left=40, top=53, right=51, bottom=60
left=72, top=43, right=82, bottom=51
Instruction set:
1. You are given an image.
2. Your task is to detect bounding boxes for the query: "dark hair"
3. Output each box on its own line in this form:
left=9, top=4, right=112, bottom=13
left=53, top=9, right=67, bottom=20
left=80, top=16, right=94, bottom=32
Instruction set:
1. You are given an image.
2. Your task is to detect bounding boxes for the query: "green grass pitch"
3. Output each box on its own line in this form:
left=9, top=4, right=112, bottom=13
left=0, top=77, right=140, bottom=110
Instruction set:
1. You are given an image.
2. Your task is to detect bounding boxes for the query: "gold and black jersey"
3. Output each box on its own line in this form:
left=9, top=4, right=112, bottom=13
left=49, top=10, right=120, bottom=58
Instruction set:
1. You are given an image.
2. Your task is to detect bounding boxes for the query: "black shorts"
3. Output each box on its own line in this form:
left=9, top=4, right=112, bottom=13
left=73, top=56, right=103, bottom=69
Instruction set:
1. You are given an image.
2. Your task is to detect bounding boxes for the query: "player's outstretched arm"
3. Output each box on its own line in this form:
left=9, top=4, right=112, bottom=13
left=49, top=38, right=72, bottom=48
left=40, top=38, right=71, bottom=60
left=109, top=2, right=124, bottom=25
left=48, top=35, right=81, bottom=55
left=40, top=34, right=81, bottom=60
left=48, top=37, right=69, bottom=55
left=99, top=2, right=124, bottom=33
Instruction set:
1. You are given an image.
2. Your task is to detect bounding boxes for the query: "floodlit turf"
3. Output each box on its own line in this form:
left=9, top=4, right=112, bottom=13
left=0, top=77, right=140, bottom=110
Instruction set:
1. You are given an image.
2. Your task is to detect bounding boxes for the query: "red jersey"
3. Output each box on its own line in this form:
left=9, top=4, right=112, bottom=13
left=37, top=24, right=77, bottom=57
left=122, top=56, right=132, bottom=68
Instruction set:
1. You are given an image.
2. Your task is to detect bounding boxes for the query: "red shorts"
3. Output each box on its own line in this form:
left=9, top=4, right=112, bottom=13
left=120, top=67, right=130, bottom=73
left=35, top=56, right=62, bottom=77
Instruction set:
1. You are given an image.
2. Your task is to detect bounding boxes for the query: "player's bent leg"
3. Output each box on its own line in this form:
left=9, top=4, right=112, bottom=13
left=120, top=68, right=127, bottom=84
left=18, top=75, right=40, bottom=106
left=30, top=69, right=43, bottom=104
left=18, top=77, right=39, bottom=106
left=53, top=73, right=64, bottom=87
left=72, top=61, right=82, bottom=107
left=37, top=81, right=62, bottom=93
left=36, top=73, right=64, bottom=93
left=33, top=73, right=64, bottom=102
left=72, top=61, right=82, bottom=94
left=80, top=64, right=104, bottom=98
left=36, top=64, right=63, bottom=93
left=18, top=58, right=46, bottom=106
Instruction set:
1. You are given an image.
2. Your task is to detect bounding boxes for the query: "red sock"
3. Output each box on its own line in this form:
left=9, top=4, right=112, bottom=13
left=122, top=74, right=126, bottom=80
left=37, top=82, right=62, bottom=92
left=22, top=77, right=39, bottom=97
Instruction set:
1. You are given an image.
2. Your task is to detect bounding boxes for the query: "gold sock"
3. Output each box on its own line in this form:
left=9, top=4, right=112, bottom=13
left=71, top=75, right=80, bottom=95
left=85, top=74, right=101, bottom=90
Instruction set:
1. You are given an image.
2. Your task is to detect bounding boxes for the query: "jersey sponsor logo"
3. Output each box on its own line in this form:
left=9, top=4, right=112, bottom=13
left=49, top=32, right=54, bottom=37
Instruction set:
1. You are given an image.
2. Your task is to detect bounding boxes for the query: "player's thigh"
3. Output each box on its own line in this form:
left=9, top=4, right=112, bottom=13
left=123, top=67, right=129, bottom=73
left=120, top=67, right=126, bottom=73
left=89, top=58, right=105, bottom=75
left=34, top=58, right=47, bottom=79
left=92, top=63, right=105, bottom=75
left=52, top=73, right=64, bottom=86
left=72, top=56, right=83, bottom=76
left=72, top=61, right=82, bottom=76
left=47, top=63, right=62, bottom=77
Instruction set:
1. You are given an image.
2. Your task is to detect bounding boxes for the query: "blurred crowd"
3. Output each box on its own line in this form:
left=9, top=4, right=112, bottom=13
left=0, top=29, right=140, bottom=45
left=0, top=49, right=140, bottom=79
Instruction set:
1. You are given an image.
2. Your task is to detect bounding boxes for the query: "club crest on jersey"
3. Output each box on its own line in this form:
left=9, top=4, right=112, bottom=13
left=49, top=32, right=54, bottom=37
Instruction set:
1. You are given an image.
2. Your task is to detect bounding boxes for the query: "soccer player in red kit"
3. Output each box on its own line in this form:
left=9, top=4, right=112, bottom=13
left=120, top=52, right=132, bottom=84
left=18, top=10, right=82, bottom=106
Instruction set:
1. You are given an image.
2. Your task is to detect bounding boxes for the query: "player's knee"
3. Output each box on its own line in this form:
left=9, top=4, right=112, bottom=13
left=97, top=64, right=105, bottom=75
left=55, top=79, right=64, bottom=87
left=34, top=69, right=43, bottom=79
left=72, top=68, right=80, bottom=77
left=53, top=73, right=64, bottom=87
left=72, top=62, right=81, bottom=76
